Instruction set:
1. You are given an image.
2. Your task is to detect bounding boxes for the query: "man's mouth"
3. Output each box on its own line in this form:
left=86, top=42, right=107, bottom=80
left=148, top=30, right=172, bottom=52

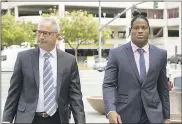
left=39, top=41, right=47, bottom=43
left=137, top=36, right=144, bottom=38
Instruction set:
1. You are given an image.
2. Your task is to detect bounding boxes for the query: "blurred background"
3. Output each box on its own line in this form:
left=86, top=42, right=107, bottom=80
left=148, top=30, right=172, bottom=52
left=1, top=1, right=181, bottom=123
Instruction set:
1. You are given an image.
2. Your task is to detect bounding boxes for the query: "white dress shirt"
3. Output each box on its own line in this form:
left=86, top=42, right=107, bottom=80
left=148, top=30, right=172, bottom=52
left=36, top=47, right=57, bottom=112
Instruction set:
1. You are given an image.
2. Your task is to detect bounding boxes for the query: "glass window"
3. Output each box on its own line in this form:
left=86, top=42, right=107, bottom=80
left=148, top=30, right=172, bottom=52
left=168, top=8, right=179, bottom=18
left=1, top=55, right=7, bottom=61
left=148, top=9, right=163, bottom=19
left=118, top=31, right=126, bottom=39
left=168, top=30, right=179, bottom=37
left=137, top=9, right=163, bottom=19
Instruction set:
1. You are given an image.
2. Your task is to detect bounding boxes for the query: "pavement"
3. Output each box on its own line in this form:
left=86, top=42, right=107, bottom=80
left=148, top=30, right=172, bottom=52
left=1, top=67, right=181, bottom=123
left=1, top=70, right=108, bottom=123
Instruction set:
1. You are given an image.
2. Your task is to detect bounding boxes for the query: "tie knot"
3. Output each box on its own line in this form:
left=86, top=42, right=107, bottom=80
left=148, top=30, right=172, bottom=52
left=44, top=53, right=51, bottom=59
left=137, top=49, right=144, bottom=55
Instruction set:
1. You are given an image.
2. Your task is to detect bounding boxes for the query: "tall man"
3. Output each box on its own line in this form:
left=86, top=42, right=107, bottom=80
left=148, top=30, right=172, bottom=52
left=2, top=17, right=85, bottom=124
left=102, top=11, right=170, bottom=124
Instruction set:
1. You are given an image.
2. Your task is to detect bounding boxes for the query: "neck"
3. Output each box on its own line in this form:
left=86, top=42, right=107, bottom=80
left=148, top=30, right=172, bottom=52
left=132, top=41, right=148, bottom=48
left=137, top=44, right=146, bottom=48
left=40, top=45, right=56, bottom=53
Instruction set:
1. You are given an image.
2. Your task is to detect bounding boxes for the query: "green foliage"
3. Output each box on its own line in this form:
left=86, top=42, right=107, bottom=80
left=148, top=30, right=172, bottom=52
left=61, top=11, right=95, bottom=45
left=101, top=27, right=112, bottom=40
left=2, top=13, right=35, bottom=46
left=60, top=10, right=111, bottom=45
left=41, top=6, right=58, bottom=17
left=41, top=9, right=112, bottom=60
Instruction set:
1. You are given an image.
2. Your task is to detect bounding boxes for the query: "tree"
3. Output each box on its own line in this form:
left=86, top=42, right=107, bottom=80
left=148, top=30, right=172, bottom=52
left=41, top=9, right=112, bottom=61
left=2, top=13, right=35, bottom=46
left=60, top=10, right=112, bottom=61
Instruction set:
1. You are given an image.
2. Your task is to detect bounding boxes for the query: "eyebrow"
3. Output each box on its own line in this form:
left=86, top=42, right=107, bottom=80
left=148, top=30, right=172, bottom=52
left=132, top=24, right=148, bottom=27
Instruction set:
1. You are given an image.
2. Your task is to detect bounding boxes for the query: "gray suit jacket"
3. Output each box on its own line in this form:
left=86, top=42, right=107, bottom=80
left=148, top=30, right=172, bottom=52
left=102, top=42, right=170, bottom=123
left=2, top=47, right=85, bottom=124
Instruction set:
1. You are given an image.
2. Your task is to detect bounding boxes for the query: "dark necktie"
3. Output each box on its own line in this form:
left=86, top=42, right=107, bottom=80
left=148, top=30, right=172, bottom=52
left=138, top=49, right=147, bottom=84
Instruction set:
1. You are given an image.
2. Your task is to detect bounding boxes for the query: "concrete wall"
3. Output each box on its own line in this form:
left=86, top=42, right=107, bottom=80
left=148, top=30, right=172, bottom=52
left=2, top=2, right=180, bottom=9
left=170, top=91, right=182, bottom=121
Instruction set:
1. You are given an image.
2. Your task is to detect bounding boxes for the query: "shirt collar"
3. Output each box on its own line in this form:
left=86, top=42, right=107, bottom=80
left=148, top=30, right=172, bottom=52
left=39, top=46, right=57, bottom=58
left=131, top=41, right=149, bottom=53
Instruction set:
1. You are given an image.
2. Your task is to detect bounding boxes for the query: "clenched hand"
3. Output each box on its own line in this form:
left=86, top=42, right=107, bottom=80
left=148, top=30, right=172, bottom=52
left=108, top=111, right=122, bottom=124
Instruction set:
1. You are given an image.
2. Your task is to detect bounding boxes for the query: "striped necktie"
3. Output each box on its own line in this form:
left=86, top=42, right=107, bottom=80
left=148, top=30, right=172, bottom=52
left=43, top=53, right=57, bottom=116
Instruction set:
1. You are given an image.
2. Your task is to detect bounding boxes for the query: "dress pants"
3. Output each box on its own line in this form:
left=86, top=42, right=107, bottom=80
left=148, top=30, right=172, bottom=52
left=32, top=111, right=61, bottom=124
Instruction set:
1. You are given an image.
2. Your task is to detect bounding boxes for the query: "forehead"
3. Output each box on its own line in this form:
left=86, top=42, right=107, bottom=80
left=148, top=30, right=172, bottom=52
left=38, top=22, right=52, bottom=31
left=132, top=18, right=148, bottom=27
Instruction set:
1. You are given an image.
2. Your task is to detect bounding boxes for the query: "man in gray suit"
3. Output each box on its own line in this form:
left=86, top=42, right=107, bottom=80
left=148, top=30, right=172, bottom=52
left=102, top=11, right=170, bottom=124
left=2, top=17, right=85, bottom=124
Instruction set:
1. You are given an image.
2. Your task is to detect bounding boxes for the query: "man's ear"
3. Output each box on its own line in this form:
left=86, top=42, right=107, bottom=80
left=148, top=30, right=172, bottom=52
left=149, top=28, right=151, bottom=34
left=129, top=27, right=131, bottom=35
left=149, top=29, right=151, bottom=39
left=56, top=33, right=60, bottom=39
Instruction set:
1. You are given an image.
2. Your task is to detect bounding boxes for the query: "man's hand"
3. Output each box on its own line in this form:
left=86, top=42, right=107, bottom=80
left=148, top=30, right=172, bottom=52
left=108, top=111, right=122, bottom=124
left=164, top=119, right=171, bottom=123
left=168, top=81, right=173, bottom=91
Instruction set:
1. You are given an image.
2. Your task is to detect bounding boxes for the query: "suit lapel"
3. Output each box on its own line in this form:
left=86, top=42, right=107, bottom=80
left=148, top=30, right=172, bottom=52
left=56, top=49, right=65, bottom=98
left=31, top=47, right=40, bottom=88
left=31, top=47, right=65, bottom=98
left=142, top=44, right=155, bottom=87
left=125, top=42, right=141, bottom=85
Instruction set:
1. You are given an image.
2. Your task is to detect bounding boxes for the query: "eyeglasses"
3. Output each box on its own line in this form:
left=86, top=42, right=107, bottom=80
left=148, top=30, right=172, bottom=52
left=36, top=30, right=57, bottom=37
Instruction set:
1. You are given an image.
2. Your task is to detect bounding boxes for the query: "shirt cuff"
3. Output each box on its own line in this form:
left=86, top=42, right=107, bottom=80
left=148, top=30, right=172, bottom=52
left=2, top=122, right=11, bottom=124
left=107, top=111, right=116, bottom=116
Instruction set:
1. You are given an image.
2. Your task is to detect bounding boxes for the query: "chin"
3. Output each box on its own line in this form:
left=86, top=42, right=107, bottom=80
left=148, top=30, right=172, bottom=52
left=136, top=41, right=144, bottom=45
left=137, top=39, right=147, bottom=43
left=135, top=41, right=147, bottom=47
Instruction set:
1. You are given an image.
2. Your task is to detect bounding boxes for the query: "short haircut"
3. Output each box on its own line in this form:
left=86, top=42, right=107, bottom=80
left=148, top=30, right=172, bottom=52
left=38, top=17, right=60, bottom=33
left=128, top=10, right=150, bottom=37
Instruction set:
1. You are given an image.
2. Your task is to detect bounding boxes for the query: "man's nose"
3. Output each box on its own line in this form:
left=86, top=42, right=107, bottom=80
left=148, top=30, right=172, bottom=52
left=138, top=28, right=143, bottom=33
left=39, top=33, right=44, bottom=39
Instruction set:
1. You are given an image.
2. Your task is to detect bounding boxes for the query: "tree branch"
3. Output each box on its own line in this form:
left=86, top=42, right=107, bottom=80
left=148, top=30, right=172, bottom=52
left=76, top=40, right=83, bottom=49
left=66, top=40, right=75, bottom=50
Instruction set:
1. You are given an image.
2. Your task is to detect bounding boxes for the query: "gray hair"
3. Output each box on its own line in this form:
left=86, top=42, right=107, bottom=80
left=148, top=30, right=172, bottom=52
left=38, top=17, right=60, bottom=33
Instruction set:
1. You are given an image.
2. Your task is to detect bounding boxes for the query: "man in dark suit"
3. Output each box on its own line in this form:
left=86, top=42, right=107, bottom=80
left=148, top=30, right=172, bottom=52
left=102, top=11, right=170, bottom=124
left=2, top=17, right=85, bottom=124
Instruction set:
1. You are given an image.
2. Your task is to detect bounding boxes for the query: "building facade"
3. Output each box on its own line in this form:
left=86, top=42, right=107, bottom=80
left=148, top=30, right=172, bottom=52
left=2, top=2, right=181, bottom=57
